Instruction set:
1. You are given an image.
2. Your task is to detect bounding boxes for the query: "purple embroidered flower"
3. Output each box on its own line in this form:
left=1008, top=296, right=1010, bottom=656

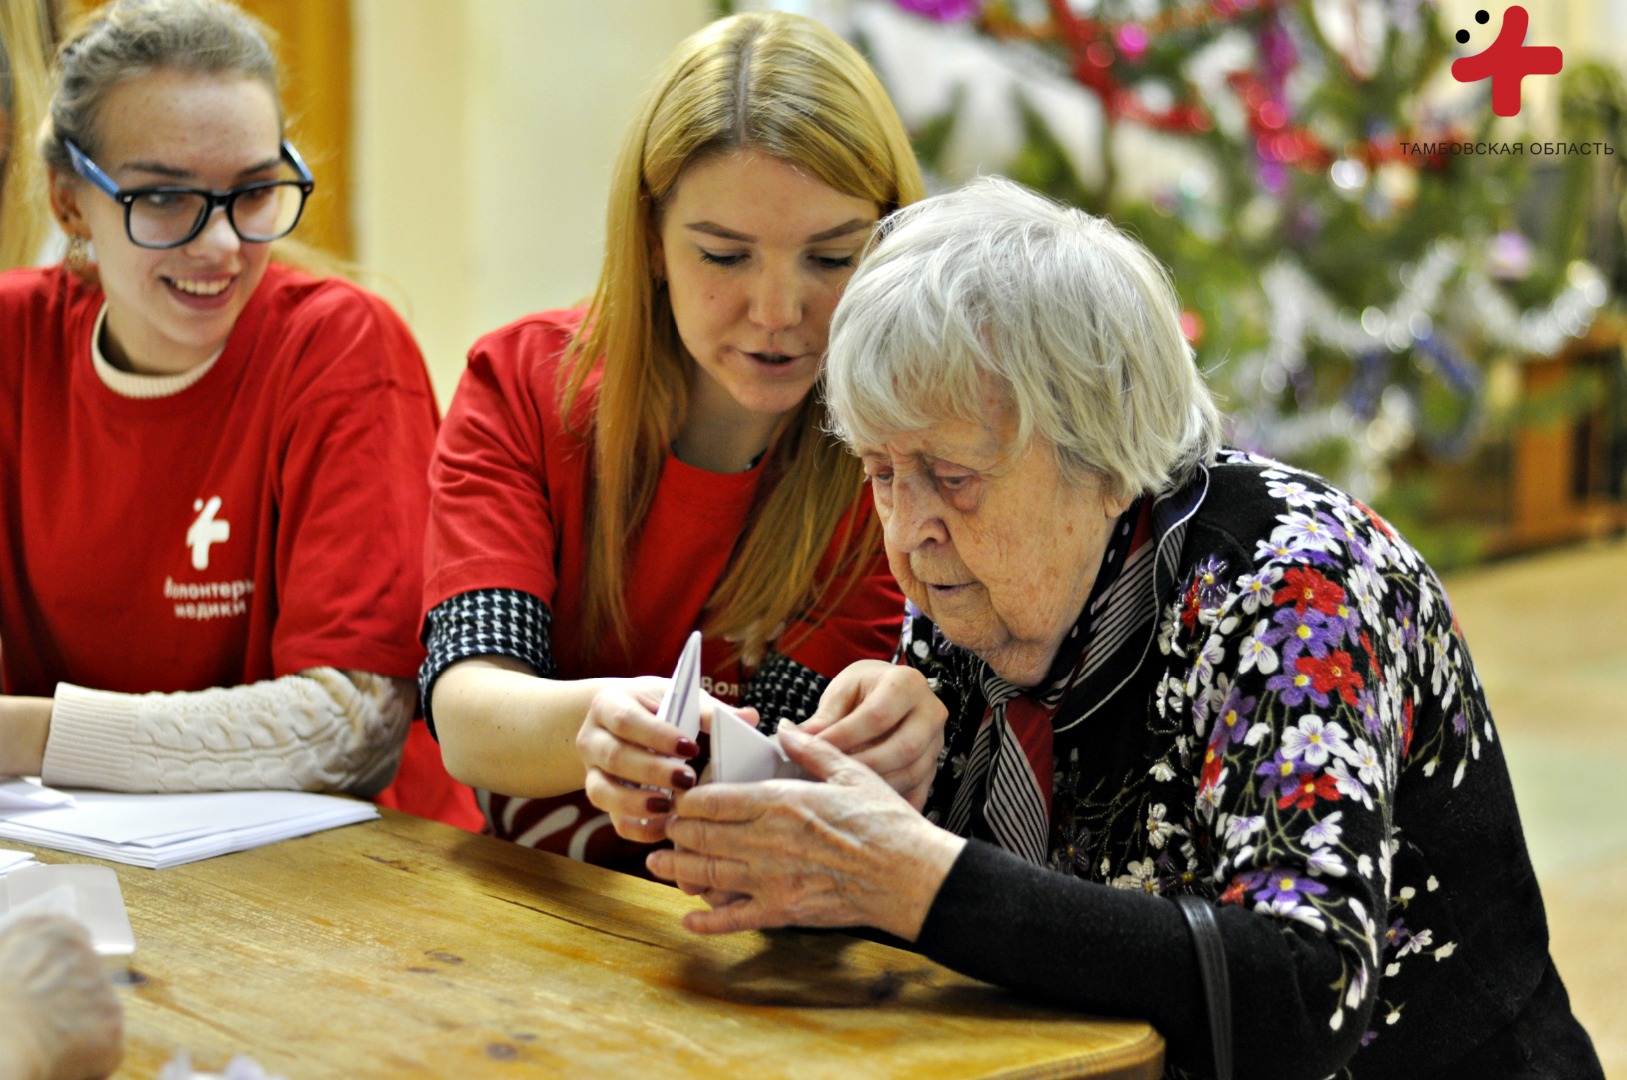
left=1209, top=687, right=1257, bottom=750
left=892, top=0, right=981, bottom=20
left=1451, top=712, right=1467, bottom=735
left=1263, top=605, right=1340, bottom=662
left=1383, top=918, right=1412, bottom=954
left=1265, top=666, right=1330, bottom=709
left=1395, top=600, right=1419, bottom=651
left=1355, top=689, right=1382, bottom=735
left=1252, top=867, right=1329, bottom=906
left=1194, top=555, right=1230, bottom=608
left=1254, top=752, right=1302, bottom=801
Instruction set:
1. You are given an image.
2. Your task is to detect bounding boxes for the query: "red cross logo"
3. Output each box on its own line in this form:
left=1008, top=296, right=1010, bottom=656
left=1451, top=6, right=1563, bottom=118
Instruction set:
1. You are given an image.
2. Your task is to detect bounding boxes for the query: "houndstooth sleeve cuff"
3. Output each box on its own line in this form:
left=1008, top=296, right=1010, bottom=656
left=419, top=588, right=556, bottom=736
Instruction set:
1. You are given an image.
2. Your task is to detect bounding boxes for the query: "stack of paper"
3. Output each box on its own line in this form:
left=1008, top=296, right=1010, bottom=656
left=0, top=790, right=377, bottom=869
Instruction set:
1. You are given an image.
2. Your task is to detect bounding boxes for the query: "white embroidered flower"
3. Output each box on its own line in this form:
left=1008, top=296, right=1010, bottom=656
left=1270, top=511, right=1343, bottom=555
left=1144, top=804, right=1176, bottom=849
left=1345, top=962, right=1369, bottom=1008
left=1398, top=928, right=1434, bottom=957
left=1149, top=759, right=1177, bottom=782
left=1253, top=536, right=1297, bottom=563
left=1191, top=636, right=1225, bottom=685
left=1302, top=810, right=1344, bottom=848
left=1435, top=941, right=1457, bottom=960
left=1267, top=478, right=1322, bottom=508
left=1223, top=814, right=1263, bottom=849
left=1237, top=620, right=1279, bottom=676
left=1235, top=570, right=1280, bottom=614
left=1282, top=714, right=1351, bottom=767
left=1257, top=895, right=1327, bottom=932
left=1338, top=737, right=1383, bottom=788
left=1113, top=858, right=1160, bottom=893
left=1197, top=777, right=1226, bottom=819
left=1326, top=757, right=1374, bottom=810
left=1305, top=847, right=1348, bottom=877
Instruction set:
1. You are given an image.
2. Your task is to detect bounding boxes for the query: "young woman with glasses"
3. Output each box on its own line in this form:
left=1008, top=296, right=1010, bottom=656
left=0, top=0, right=473, bottom=826
left=420, top=11, right=944, bottom=871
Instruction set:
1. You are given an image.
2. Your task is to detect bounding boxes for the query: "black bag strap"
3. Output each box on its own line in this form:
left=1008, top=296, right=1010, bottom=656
left=1174, top=893, right=1233, bottom=1080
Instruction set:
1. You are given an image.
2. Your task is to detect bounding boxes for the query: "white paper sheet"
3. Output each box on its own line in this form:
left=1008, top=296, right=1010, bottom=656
left=0, top=849, right=40, bottom=877
left=0, top=778, right=76, bottom=813
left=0, top=791, right=377, bottom=869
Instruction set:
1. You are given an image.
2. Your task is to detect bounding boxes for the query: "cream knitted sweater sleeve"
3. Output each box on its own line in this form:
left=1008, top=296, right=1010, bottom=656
left=40, top=670, right=413, bottom=798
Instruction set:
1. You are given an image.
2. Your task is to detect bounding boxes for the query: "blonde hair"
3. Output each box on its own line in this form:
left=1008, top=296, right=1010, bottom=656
left=0, top=0, right=58, bottom=270
left=564, top=11, right=924, bottom=662
left=826, top=176, right=1221, bottom=500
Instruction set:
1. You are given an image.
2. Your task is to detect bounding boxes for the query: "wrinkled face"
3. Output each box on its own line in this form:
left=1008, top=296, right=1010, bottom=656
left=651, top=149, right=879, bottom=425
left=52, top=68, right=281, bottom=374
left=859, top=393, right=1131, bottom=687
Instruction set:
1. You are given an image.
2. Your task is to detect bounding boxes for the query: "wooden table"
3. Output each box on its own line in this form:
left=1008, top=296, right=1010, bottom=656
left=13, top=810, right=1163, bottom=1079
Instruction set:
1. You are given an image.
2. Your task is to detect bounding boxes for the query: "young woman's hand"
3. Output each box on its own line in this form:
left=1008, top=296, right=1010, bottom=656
left=577, top=678, right=759, bottom=843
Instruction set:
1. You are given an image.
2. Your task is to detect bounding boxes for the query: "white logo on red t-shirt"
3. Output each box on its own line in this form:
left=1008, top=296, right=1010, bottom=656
left=187, top=496, right=230, bottom=570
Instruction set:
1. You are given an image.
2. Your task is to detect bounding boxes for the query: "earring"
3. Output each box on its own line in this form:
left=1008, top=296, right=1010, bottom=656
left=64, top=234, right=90, bottom=274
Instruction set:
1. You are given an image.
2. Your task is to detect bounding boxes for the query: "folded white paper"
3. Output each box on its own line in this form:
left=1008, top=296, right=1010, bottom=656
left=0, top=791, right=377, bottom=869
left=654, top=631, right=704, bottom=742
left=712, top=707, right=808, bottom=784
left=0, top=865, right=135, bottom=955
left=653, top=632, right=808, bottom=784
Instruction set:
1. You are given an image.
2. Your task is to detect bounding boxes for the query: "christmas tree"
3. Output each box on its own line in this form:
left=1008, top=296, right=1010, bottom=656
left=733, top=0, right=1619, bottom=562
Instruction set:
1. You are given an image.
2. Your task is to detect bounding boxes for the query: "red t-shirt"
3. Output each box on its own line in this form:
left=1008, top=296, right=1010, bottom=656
left=424, top=309, right=905, bottom=868
left=0, top=263, right=474, bottom=826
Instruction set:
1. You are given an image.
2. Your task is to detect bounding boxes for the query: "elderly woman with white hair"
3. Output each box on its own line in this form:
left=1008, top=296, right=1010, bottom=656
left=645, top=177, right=1602, bottom=1079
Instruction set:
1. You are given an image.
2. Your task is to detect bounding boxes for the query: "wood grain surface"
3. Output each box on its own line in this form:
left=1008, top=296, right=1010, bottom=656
left=13, top=809, right=1163, bottom=1079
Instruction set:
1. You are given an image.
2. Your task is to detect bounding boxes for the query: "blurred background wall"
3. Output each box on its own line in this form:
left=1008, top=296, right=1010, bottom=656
left=351, top=0, right=713, bottom=405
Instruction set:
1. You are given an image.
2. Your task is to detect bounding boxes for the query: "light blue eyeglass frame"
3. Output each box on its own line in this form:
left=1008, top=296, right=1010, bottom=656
left=63, top=138, right=316, bottom=249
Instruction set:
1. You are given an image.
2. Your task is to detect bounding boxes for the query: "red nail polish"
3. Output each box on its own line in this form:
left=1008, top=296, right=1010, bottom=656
left=672, top=770, right=696, bottom=790
left=646, top=794, right=672, bottom=814
left=676, top=737, right=700, bottom=758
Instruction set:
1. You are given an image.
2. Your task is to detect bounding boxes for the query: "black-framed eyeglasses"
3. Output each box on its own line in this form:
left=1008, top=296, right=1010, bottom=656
left=63, top=138, right=315, bottom=250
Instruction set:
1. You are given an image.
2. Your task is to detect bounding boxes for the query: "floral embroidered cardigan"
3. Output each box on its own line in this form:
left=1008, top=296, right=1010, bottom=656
left=910, top=450, right=1596, bottom=1079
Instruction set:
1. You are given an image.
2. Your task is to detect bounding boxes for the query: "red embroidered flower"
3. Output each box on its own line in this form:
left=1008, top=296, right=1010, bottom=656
left=1295, top=650, right=1364, bottom=706
left=1200, top=745, right=1225, bottom=791
left=1180, top=581, right=1202, bottom=630
left=1220, top=878, right=1249, bottom=905
left=1360, top=631, right=1381, bottom=686
left=1353, top=498, right=1396, bottom=539
left=1273, top=566, right=1346, bottom=616
left=1278, top=771, right=1340, bottom=810
left=1402, top=697, right=1415, bottom=759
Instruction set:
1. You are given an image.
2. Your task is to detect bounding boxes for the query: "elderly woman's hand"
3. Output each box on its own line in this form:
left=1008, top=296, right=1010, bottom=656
left=797, top=660, right=945, bottom=810
left=0, top=914, right=124, bottom=1080
left=578, top=677, right=753, bottom=845
left=647, top=725, right=966, bottom=941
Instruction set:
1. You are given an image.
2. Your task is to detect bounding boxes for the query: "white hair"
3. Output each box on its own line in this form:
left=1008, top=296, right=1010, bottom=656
left=824, top=175, right=1221, bottom=499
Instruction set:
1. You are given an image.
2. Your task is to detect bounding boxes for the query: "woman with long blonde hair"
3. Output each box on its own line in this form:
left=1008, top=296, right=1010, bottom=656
left=422, top=11, right=943, bottom=870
